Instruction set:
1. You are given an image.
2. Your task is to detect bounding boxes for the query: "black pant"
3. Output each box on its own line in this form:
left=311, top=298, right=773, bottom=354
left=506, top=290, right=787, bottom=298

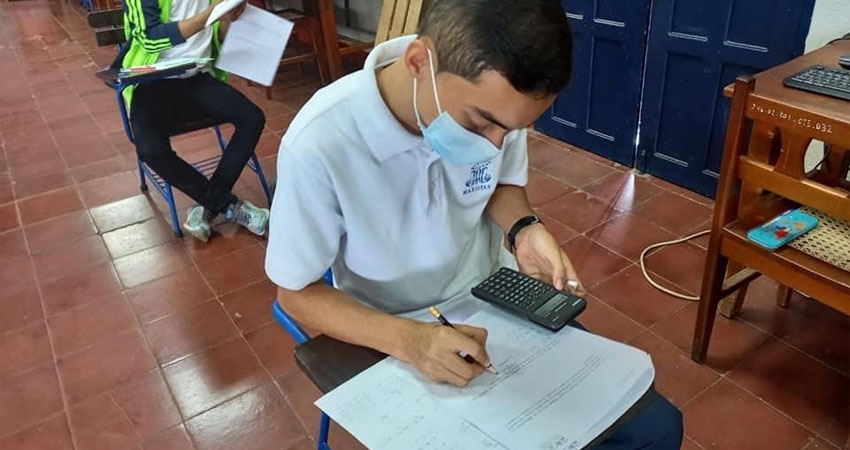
left=130, top=73, right=265, bottom=215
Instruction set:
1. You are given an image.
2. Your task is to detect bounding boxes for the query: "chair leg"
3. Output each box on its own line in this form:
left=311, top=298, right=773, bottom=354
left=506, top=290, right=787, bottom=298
left=213, top=125, right=227, bottom=151
left=138, top=159, right=148, bottom=192
left=317, top=413, right=331, bottom=450
left=164, top=184, right=183, bottom=237
left=777, top=285, right=792, bottom=308
left=718, top=262, right=748, bottom=319
left=250, top=153, right=273, bottom=205
left=692, top=242, right=729, bottom=362
left=308, top=16, right=329, bottom=85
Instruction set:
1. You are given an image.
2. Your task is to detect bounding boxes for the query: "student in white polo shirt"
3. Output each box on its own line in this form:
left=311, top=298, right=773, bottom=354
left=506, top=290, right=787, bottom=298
left=267, top=0, right=682, bottom=448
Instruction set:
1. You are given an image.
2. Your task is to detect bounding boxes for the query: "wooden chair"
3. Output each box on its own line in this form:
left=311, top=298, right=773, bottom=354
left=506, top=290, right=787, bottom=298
left=343, top=0, right=424, bottom=54
left=694, top=43, right=850, bottom=363
left=259, top=0, right=329, bottom=99
left=692, top=41, right=850, bottom=362
left=318, top=0, right=424, bottom=80
left=694, top=44, right=850, bottom=448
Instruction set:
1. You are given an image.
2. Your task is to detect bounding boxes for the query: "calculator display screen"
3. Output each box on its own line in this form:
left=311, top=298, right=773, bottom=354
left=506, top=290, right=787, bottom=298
left=534, top=293, right=567, bottom=316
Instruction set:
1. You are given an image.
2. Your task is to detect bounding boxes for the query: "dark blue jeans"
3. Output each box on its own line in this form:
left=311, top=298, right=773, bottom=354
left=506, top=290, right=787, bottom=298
left=568, top=322, right=684, bottom=450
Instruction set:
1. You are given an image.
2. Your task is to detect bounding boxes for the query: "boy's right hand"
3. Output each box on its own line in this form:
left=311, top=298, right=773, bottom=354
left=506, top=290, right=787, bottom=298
left=397, top=321, right=491, bottom=387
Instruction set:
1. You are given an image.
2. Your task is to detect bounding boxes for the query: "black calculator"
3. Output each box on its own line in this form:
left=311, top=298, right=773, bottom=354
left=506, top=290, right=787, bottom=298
left=471, top=267, right=586, bottom=331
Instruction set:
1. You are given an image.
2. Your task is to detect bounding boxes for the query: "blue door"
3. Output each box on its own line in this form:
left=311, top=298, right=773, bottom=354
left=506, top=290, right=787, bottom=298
left=535, top=0, right=651, bottom=167
left=636, top=0, right=815, bottom=197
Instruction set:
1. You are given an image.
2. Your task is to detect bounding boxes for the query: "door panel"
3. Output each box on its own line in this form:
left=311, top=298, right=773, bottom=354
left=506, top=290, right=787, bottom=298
left=535, top=0, right=651, bottom=167
left=637, top=0, right=814, bottom=197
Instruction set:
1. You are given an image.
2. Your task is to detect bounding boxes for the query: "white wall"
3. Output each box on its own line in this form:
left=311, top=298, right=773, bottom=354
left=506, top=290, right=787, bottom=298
left=802, top=0, right=849, bottom=172
left=804, top=0, right=850, bottom=52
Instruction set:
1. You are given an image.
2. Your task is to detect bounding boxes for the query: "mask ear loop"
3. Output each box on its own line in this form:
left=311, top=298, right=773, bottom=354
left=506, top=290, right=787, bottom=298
left=413, top=77, right=425, bottom=129
left=412, top=48, right=443, bottom=129
left=425, top=49, right=443, bottom=113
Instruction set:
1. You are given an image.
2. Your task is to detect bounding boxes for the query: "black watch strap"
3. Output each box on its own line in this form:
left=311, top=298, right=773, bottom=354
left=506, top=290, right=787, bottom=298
left=508, top=215, right=542, bottom=251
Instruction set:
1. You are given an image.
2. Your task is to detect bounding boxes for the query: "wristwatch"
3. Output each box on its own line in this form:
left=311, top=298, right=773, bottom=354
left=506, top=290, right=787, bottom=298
left=507, top=215, right=542, bottom=252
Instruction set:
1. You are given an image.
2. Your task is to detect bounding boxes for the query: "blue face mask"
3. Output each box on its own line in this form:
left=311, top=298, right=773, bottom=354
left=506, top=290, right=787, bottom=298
left=413, top=49, right=501, bottom=166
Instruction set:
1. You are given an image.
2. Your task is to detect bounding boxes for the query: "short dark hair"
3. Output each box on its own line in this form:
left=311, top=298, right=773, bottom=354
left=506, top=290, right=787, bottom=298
left=417, top=0, right=573, bottom=96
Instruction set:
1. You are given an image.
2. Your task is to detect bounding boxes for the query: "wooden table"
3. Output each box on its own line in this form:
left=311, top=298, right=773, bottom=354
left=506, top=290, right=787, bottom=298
left=295, top=333, right=660, bottom=449
left=693, top=40, right=850, bottom=365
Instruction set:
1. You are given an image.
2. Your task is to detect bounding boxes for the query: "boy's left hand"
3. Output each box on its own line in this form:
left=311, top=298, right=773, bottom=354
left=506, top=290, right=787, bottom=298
left=223, top=0, right=246, bottom=22
left=513, top=223, right=586, bottom=296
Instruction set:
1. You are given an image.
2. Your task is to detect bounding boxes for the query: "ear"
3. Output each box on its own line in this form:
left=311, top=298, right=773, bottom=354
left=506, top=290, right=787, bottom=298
left=404, top=38, right=433, bottom=79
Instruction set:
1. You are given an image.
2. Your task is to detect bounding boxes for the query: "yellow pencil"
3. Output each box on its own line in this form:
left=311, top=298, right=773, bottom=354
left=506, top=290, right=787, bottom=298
left=429, top=306, right=498, bottom=375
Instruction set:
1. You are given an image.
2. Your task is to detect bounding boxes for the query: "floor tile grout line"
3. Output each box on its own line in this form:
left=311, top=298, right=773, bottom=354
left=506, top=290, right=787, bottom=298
left=183, top=236, right=315, bottom=441
left=6, top=5, right=844, bottom=449
left=720, top=356, right=839, bottom=447
left=13, top=179, right=82, bottom=450
left=117, top=232, right=201, bottom=450
left=680, top=325, right=847, bottom=448
left=733, top=306, right=850, bottom=379
left=683, top=434, right=711, bottom=450
left=151, top=235, right=288, bottom=440
left=677, top=375, right=725, bottom=412
left=9, top=19, right=133, bottom=449
left=637, top=302, right=847, bottom=447
left=581, top=203, right=846, bottom=380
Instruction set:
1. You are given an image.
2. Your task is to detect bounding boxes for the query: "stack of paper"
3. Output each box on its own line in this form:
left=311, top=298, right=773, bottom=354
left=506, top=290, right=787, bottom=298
left=316, top=306, right=655, bottom=450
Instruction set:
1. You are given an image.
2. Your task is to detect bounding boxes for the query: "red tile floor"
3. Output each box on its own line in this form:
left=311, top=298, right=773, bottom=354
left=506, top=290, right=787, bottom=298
left=0, top=1, right=847, bottom=449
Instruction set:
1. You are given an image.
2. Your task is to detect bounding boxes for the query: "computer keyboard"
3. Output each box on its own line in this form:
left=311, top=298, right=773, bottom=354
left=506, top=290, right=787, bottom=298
left=783, top=65, right=850, bottom=101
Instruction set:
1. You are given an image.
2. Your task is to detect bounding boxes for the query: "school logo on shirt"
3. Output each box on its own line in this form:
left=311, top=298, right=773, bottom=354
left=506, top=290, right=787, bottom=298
left=463, top=162, right=492, bottom=195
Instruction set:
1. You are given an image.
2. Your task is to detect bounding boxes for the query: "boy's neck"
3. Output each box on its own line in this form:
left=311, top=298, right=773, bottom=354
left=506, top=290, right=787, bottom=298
left=375, top=59, right=421, bottom=136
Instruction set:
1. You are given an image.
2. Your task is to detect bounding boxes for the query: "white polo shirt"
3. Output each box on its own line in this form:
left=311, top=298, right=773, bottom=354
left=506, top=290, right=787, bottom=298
left=159, top=0, right=213, bottom=78
left=265, top=35, right=529, bottom=315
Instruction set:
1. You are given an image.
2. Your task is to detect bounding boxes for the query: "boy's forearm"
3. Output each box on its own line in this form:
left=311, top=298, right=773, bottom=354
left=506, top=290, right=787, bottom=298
left=177, top=7, right=213, bottom=39
left=276, top=283, right=416, bottom=359
left=485, top=184, right=535, bottom=233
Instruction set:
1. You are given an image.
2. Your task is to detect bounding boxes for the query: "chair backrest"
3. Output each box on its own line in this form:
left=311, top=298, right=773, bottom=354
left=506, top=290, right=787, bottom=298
left=374, top=0, right=424, bottom=45
left=87, top=8, right=126, bottom=46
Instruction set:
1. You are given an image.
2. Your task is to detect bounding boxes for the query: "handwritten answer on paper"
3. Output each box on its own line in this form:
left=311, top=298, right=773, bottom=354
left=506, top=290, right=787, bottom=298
left=316, top=306, right=654, bottom=450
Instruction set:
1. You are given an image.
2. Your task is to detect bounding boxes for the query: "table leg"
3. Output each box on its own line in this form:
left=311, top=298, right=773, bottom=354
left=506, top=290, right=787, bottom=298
left=316, top=0, right=343, bottom=81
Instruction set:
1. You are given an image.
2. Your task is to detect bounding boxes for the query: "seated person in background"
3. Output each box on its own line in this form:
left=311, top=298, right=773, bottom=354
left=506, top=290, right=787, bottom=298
left=266, top=0, right=682, bottom=448
left=119, top=0, right=269, bottom=242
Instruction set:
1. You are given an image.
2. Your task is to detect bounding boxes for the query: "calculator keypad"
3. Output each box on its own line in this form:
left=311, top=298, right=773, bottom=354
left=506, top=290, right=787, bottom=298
left=475, top=268, right=551, bottom=310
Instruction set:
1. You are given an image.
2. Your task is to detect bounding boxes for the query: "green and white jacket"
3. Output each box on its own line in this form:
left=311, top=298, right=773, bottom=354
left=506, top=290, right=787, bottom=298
left=119, top=0, right=226, bottom=107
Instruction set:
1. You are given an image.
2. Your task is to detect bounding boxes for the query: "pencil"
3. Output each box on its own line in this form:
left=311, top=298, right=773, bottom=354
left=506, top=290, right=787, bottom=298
left=428, top=306, right=498, bottom=375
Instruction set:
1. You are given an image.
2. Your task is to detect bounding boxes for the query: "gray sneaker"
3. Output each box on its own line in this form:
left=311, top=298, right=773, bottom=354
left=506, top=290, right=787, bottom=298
left=183, top=205, right=212, bottom=242
left=226, top=200, right=269, bottom=236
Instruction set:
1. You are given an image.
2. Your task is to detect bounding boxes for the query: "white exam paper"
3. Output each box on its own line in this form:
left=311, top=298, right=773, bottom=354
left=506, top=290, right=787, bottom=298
left=316, top=306, right=655, bottom=450
left=205, top=0, right=245, bottom=27
left=215, top=5, right=293, bottom=86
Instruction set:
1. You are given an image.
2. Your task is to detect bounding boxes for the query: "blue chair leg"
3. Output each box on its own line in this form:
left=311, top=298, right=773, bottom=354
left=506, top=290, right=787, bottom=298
left=213, top=125, right=227, bottom=151
left=138, top=159, right=148, bottom=192
left=164, top=184, right=183, bottom=237
left=317, top=413, right=331, bottom=450
left=273, top=269, right=335, bottom=450
left=251, top=153, right=273, bottom=205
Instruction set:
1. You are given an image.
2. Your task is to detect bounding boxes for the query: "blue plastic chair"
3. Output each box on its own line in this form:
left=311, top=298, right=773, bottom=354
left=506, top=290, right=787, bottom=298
left=272, top=269, right=335, bottom=450
left=104, top=69, right=272, bottom=237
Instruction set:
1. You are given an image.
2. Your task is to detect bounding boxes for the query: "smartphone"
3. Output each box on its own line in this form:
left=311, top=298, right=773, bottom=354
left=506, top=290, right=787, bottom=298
left=747, top=208, right=819, bottom=250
